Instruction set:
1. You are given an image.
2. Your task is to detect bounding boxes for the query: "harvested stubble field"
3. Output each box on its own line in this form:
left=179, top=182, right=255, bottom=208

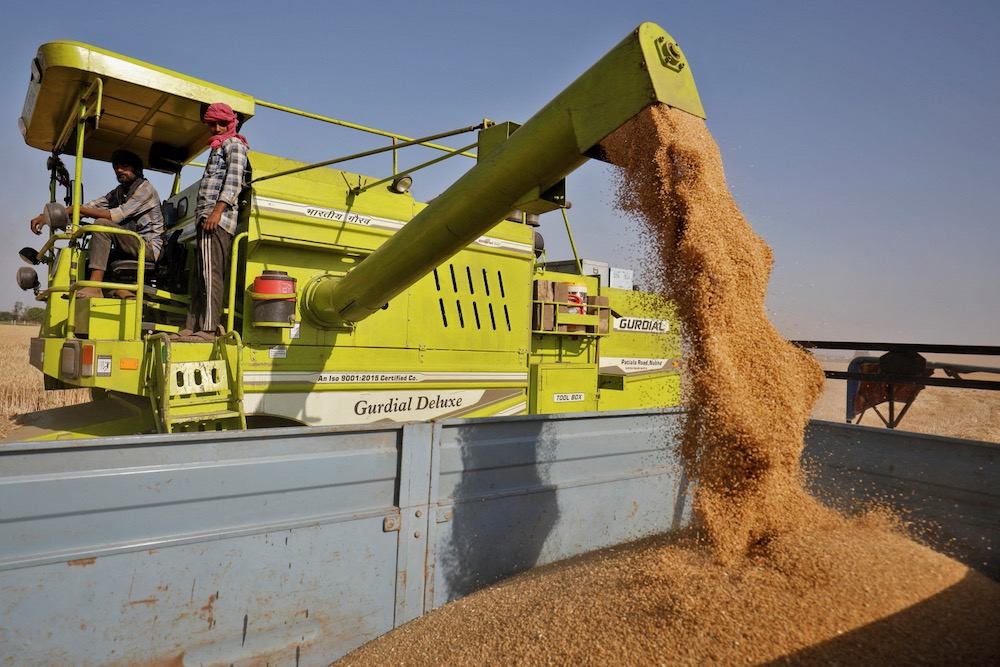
left=810, top=358, right=1000, bottom=443
left=0, top=323, right=90, bottom=438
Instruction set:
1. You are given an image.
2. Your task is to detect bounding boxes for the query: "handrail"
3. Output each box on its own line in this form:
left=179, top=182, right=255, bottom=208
left=252, top=124, right=485, bottom=185
left=145, top=332, right=172, bottom=432
left=64, top=225, right=146, bottom=340
left=226, top=231, right=249, bottom=333
left=255, top=98, right=483, bottom=159
left=560, top=208, right=583, bottom=276
left=350, top=141, right=477, bottom=195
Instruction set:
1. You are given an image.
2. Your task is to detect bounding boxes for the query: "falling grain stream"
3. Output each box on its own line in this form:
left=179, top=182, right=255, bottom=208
left=335, top=106, right=1000, bottom=666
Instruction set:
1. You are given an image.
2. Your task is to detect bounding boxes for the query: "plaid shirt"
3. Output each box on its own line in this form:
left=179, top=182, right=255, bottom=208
left=85, top=177, right=164, bottom=261
left=196, top=137, right=248, bottom=235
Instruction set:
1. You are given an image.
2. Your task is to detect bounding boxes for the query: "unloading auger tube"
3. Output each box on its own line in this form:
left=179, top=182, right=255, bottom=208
left=302, top=22, right=705, bottom=326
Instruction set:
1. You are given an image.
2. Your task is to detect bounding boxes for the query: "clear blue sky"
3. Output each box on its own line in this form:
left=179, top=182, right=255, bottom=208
left=1, top=1, right=997, bottom=346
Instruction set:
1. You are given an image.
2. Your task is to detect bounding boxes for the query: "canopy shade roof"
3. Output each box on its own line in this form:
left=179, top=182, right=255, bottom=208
left=20, top=41, right=255, bottom=174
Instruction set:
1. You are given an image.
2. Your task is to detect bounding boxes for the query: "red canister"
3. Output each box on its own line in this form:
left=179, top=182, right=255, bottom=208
left=251, top=270, right=297, bottom=326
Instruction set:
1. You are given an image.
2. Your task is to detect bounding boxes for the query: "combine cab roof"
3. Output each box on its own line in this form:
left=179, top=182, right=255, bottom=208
left=19, top=41, right=255, bottom=174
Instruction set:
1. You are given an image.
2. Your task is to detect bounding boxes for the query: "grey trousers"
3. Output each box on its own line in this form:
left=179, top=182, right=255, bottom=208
left=185, top=225, right=233, bottom=333
left=87, top=224, right=146, bottom=271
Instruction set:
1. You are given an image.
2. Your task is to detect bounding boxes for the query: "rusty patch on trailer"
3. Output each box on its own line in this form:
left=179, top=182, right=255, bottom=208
left=127, top=597, right=159, bottom=606
left=199, top=591, right=218, bottom=629
left=106, top=653, right=186, bottom=667
left=67, top=557, right=96, bottom=567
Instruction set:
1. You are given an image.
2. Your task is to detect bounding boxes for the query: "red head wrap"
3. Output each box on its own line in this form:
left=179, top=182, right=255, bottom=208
left=204, top=102, right=249, bottom=149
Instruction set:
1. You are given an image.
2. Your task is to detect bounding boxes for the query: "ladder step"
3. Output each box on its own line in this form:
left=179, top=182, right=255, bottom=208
left=166, top=409, right=244, bottom=425
left=169, top=360, right=228, bottom=396
left=148, top=335, right=246, bottom=433
left=169, top=394, right=241, bottom=408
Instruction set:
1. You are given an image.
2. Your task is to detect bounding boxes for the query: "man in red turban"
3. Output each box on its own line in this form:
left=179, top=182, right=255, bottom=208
left=174, top=103, right=250, bottom=342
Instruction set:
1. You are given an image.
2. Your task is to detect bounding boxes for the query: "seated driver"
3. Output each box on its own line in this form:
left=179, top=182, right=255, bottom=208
left=29, top=149, right=164, bottom=299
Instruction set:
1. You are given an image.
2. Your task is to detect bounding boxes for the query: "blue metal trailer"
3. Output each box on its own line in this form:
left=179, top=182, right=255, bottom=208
left=1, top=409, right=997, bottom=665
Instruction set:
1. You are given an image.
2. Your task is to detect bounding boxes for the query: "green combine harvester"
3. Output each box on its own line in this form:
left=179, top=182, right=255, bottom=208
left=13, top=23, right=704, bottom=440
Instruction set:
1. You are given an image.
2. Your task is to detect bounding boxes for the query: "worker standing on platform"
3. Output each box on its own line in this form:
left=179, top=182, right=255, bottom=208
left=173, top=102, right=249, bottom=342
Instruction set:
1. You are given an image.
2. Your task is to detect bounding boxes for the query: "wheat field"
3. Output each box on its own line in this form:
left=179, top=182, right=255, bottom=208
left=0, top=324, right=91, bottom=438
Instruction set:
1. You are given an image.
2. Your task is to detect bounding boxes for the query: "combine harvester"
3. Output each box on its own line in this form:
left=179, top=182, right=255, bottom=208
left=2, top=23, right=997, bottom=666
left=11, top=23, right=699, bottom=440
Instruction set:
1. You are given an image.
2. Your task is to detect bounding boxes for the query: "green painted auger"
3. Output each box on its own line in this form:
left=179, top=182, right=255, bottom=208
left=302, top=22, right=704, bottom=326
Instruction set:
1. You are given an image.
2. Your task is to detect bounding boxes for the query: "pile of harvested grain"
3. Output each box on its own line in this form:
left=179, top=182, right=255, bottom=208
left=336, top=526, right=998, bottom=665
left=335, top=105, right=1000, bottom=665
